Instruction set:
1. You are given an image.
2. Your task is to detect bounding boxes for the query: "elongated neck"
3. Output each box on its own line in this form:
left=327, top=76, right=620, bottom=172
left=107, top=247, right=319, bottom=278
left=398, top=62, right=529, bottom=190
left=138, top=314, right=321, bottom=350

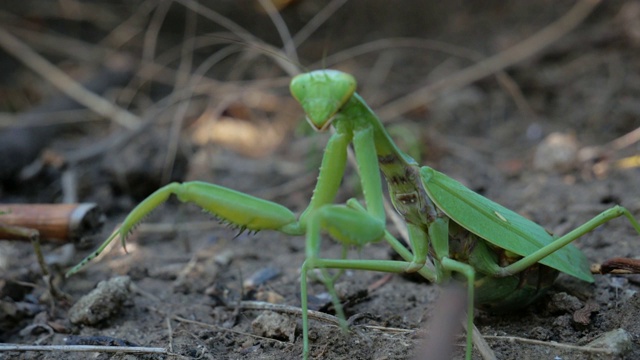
left=339, top=93, right=418, bottom=172
left=338, top=93, right=440, bottom=228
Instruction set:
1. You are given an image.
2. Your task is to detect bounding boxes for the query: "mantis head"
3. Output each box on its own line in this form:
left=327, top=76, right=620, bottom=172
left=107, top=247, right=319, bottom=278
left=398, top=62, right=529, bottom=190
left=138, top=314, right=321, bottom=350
left=290, top=70, right=357, bottom=131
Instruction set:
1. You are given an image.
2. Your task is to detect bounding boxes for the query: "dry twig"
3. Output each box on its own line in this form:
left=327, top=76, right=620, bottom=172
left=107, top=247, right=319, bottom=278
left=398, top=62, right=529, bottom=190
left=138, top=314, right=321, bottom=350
left=376, top=0, right=602, bottom=120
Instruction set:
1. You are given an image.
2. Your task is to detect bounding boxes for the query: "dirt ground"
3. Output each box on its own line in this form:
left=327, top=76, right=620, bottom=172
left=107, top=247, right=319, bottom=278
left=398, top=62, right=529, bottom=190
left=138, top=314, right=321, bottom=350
left=1, top=1, right=640, bottom=359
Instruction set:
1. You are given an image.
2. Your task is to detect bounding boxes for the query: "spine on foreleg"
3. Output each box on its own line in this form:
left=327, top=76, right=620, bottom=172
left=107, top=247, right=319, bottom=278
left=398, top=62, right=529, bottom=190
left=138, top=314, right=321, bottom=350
left=176, top=182, right=297, bottom=231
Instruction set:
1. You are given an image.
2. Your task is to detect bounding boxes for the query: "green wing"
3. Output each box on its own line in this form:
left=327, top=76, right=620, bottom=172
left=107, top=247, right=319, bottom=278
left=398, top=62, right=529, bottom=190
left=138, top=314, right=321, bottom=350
left=420, top=166, right=593, bottom=282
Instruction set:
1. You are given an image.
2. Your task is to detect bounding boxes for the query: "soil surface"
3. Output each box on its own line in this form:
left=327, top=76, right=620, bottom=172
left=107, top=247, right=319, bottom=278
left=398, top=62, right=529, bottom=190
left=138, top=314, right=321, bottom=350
left=1, top=1, right=640, bottom=359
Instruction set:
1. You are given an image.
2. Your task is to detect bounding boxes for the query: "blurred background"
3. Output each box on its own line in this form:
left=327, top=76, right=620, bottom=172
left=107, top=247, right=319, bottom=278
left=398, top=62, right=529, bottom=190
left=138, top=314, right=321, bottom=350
left=1, top=1, right=639, bottom=359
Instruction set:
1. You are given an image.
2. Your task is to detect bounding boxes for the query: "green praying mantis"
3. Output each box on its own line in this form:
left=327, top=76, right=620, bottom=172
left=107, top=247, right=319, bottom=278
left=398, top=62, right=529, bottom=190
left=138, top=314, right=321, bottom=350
left=67, top=70, right=640, bottom=359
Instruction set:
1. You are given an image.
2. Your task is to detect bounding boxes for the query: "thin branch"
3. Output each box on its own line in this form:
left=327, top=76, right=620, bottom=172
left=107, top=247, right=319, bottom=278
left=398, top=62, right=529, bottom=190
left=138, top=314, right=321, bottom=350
left=171, top=315, right=290, bottom=344
left=174, top=0, right=298, bottom=76
left=0, top=27, right=140, bottom=129
left=238, top=301, right=413, bottom=334
left=376, top=0, right=602, bottom=120
left=483, top=335, right=617, bottom=355
left=256, top=0, right=298, bottom=64
left=292, top=0, right=348, bottom=49
left=0, top=344, right=169, bottom=355
left=239, top=300, right=342, bottom=326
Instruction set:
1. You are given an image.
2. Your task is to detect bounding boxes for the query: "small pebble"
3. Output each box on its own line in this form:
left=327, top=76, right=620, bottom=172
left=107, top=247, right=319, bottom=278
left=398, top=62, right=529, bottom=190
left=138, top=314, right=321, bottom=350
left=251, top=311, right=295, bottom=342
left=586, top=328, right=632, bottom=355
left=243, top=267, right=281, bottom=290
left=547, top=292, right=582, bottom=314
left=533, top=132, right=579, bottom=172
left=68, top=276, right=132, bottom=325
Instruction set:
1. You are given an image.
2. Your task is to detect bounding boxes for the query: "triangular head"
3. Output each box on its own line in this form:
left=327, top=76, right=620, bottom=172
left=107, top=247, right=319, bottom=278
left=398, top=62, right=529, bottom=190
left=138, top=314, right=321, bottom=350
left=290, top=70, right=357, bottom=131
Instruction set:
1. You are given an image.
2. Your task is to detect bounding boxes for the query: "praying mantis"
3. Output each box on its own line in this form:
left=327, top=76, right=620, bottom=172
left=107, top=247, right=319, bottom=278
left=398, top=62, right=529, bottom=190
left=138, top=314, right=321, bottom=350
left=67, top=70, right=640, bottom=359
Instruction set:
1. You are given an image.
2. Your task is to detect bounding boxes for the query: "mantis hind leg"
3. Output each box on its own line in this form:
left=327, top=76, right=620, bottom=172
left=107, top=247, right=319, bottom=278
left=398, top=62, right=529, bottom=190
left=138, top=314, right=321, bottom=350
left=441, top=258, right=476, bottom=360
left=500, top=205, right=640, bottom=277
